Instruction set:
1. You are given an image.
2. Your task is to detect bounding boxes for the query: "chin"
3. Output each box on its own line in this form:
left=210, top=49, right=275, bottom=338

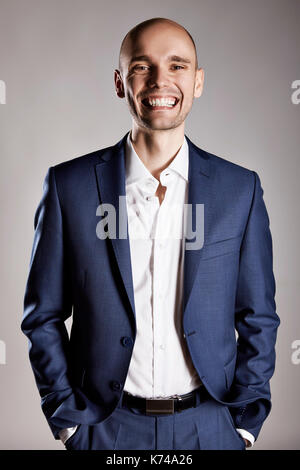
left=142, top=122, right=180, bottom=131
left=142, top=116, right=183, bottom=129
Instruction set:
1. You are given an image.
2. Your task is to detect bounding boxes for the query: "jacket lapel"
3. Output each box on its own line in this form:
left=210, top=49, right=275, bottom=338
left=183, top=136, right=212, bottom=315
left=95, top=132, right=136, bottom=320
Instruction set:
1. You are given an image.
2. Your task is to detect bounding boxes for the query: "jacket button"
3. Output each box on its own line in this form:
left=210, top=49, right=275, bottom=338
left=121, top=336, right=133, bottom=348
left=111, top=381, right=122, bottom=391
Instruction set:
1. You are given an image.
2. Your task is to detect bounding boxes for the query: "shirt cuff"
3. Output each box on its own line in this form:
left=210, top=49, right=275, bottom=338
left=236, top=428, right=255, bottom=448
left=58, top=426, right=78, bottom=445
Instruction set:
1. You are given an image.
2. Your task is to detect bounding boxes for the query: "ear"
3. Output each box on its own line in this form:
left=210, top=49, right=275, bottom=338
left=194, top=68, right=204, bottom=98
left=114, top=69, right=125, bottom=98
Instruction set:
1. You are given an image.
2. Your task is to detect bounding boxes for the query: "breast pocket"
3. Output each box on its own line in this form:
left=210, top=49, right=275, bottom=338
left=199, top=234, right=243, bottom=261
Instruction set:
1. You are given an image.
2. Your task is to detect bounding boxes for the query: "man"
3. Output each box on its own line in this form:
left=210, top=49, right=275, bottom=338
left=22, top=17, right=280, bottom=450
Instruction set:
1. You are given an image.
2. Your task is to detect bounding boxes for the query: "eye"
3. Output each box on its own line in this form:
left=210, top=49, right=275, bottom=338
left=134, top=65, right=149, bottom=71
left=172, top=65, right=185, bottom=70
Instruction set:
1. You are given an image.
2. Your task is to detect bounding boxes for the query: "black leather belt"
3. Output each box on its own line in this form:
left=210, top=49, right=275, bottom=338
left=122, top=386, right=208, bottom=415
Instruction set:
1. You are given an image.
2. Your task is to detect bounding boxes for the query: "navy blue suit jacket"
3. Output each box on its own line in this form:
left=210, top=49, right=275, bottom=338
left=22, top=131, right=280, bottom=442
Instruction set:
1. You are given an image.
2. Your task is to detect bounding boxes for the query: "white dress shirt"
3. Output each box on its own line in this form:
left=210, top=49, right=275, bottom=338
left=123, top=131, right=202, bottom=397
left=60, top=131, right=254, bottom=447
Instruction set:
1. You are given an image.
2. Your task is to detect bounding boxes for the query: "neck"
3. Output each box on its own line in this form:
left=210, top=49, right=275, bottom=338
left=130, top=125, right=185, bottom=180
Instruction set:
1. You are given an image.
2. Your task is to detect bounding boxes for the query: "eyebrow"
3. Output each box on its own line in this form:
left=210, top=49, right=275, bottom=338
left=129, top=54, right=192, bottom=65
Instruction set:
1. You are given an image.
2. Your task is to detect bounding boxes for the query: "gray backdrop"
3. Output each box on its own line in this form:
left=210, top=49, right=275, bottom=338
left=0, top=0, right=299, bottom=450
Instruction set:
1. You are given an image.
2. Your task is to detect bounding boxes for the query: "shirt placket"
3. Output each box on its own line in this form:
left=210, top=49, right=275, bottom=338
left=140, top=178, right=159, bottom=396
left=151, top=174, right=173, bottom=397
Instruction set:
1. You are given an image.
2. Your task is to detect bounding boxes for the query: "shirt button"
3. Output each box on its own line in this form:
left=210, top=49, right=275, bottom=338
left=159, top=344, right=165, bottom=350
left=111, top=381, right=122, bottom=391
left=121, top=336, right=134, bottom=348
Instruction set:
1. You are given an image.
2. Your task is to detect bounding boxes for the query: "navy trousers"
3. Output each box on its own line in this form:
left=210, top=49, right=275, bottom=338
left=64, top=389, right=246, bottom=450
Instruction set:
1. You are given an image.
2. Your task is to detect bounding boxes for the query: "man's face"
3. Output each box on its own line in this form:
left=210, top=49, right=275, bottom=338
left=115, top=23, right=204, bottom=131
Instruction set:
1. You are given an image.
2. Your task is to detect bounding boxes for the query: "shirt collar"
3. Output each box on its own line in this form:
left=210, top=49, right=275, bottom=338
left=125, top=131, right=189, bottom=186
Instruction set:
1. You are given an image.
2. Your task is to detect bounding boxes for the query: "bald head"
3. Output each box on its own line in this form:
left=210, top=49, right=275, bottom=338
left=118, top=17, right=199, bottom=75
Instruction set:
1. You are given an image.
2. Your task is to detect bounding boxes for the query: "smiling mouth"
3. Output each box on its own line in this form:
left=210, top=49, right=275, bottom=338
left=141, top=97, right=180, bottom=110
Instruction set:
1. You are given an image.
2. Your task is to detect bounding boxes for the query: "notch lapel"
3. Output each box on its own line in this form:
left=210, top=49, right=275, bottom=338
left=183, top=136, right=212, bottom=315
left=95, top=132, right=136, bottom=320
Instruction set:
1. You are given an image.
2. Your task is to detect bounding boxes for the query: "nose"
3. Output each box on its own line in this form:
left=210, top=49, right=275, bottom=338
left=147, top=66, right=170, bottom=88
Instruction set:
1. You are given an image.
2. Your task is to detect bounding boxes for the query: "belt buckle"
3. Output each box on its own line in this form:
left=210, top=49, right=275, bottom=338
left=176, top=394, right=183, bottom=412
left=146, top=398, right=175, bottom=415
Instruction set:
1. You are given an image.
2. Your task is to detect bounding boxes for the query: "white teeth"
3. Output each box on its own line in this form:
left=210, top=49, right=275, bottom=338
left=147, top=98, right=176, bottom=107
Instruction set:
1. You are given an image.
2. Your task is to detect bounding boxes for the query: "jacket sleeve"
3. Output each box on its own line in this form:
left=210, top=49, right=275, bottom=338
left=21, top=166, right=76, bottom=439
left=229, top=170, right=280, bottom=441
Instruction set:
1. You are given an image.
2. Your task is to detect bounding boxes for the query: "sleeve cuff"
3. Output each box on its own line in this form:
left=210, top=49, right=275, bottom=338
left=58, top=426, right=78, bottom=445
left=236, top=428, right=255, bottom=448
